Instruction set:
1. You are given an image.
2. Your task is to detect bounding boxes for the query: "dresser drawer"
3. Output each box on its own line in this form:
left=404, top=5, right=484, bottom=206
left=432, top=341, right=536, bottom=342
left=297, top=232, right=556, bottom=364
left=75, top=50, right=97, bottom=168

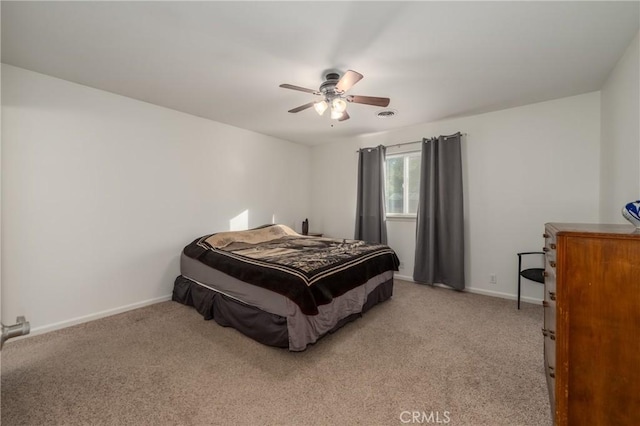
left=543, top=245, right=557, bottom=291
left=543, top=230, right=557, bottom=295
left=544, top=286, right=557, bottom=304
left=543, top=293, right=557, bottom=416
left=544, top=267, right=556, bottom=294
left=544, top=335, right=556, bottom=416
left=544, top=247, right=556, bottom=269
left=543, top=299, right=556, bottom=334
left=543, top=231, right=557, bottom=255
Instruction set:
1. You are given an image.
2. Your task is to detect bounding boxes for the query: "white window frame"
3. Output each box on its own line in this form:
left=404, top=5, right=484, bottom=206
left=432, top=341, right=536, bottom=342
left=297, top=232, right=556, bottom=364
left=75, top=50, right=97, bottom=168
left=385, top=150, right=420, bottom=219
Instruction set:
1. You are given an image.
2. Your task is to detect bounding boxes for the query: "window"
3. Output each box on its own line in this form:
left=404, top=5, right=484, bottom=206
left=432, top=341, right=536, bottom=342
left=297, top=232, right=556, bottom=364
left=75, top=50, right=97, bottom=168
left=385, top=151, right=421, bottom=216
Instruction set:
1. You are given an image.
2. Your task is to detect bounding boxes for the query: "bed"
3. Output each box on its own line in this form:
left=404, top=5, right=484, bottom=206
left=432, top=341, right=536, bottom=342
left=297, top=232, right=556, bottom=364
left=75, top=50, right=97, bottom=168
left=172, top=224, right=399, bottom=351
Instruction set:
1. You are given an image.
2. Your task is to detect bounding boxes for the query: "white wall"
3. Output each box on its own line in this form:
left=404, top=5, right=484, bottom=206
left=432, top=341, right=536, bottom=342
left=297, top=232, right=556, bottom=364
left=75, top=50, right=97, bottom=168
left=0, top=21, right=3, bottom=327
left=311, top=93, right=601, bottom=303
left=1, top=64, right=311, bottom=333
left=600, top=31, right=640, bottom=222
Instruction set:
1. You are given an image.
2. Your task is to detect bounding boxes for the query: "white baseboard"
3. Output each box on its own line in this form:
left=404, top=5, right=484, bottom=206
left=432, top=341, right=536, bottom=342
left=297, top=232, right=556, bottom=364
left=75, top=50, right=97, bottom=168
left=393, top=273, right=543, bottom=305
left=25, top=294, right=173, bottom=338
left=16, top=273, right=542, bottom=341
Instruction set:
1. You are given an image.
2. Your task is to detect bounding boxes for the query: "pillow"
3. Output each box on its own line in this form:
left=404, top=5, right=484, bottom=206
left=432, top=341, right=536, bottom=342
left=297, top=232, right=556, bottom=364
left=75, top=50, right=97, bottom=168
left=205, top=224, right=298, bottom=248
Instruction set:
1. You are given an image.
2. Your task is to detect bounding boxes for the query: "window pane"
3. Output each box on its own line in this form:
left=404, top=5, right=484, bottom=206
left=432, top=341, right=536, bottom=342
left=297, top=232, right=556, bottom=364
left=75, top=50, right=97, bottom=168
left=407, top=155, right=421, bottom=214
left=386, top=157, right=404, bottom=214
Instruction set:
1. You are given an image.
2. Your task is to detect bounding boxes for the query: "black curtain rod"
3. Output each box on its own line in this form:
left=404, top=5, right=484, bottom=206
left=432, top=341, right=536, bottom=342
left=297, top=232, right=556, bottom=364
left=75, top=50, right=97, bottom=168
left=356, top=132, right=467, bottom=152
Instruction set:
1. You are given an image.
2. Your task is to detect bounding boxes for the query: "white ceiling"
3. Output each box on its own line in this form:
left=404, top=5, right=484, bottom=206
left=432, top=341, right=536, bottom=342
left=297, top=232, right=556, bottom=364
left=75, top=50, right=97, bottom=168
left=2, top=1, right=639, bottom=146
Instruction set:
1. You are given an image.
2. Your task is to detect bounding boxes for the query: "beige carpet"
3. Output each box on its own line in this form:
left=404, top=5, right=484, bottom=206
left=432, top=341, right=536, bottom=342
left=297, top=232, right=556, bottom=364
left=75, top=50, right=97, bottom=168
left=1, top=280, right=550, bottom=425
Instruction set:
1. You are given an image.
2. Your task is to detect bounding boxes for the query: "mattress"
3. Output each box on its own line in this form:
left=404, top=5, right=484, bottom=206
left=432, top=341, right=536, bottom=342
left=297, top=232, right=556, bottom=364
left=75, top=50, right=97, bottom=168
left=182, top=225, right=399, bottom=315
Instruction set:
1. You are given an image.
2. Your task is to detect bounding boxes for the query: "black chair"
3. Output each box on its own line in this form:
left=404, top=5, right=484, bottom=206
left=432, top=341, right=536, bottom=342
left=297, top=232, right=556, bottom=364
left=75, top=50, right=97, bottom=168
left=517, top=252, right=545, bottom=309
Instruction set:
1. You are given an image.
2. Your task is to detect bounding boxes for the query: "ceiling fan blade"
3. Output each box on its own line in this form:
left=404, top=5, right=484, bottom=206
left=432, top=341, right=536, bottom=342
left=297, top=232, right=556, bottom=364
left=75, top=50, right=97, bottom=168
left=335, top=70, right=363, bottom=93
left=288, top=102, right=315, bottom=113
left=279, top=84, right=319, bottom=95
left=347, top=95, right=390, bottom=107
left=338, top=111, right=350, bottom=122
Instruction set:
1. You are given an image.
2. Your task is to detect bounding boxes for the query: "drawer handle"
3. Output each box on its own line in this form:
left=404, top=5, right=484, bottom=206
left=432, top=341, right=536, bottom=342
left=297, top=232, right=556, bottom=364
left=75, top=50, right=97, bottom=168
left=550, top=243, right=556, bottom=249
left=549, top=369, right=555, bottom=378
left=543, top=271, right=549, bottom=277
left=549, top=261, right=556, bottom=268
left=542, top=300, right=550, bottom=308
left=543, top=233, right=549, bottom=238
left=548, top=291, right=556, bottom=301
left=543, top=247, right=549, bottom=252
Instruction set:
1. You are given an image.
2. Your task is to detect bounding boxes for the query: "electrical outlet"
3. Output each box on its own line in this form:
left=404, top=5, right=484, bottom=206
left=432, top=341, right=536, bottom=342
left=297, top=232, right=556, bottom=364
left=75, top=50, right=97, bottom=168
left=490, top=273, right=497, bottom=284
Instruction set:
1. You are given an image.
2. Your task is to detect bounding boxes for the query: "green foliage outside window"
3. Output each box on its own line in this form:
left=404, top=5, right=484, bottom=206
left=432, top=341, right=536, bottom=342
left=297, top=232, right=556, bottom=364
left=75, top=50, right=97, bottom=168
left=385, top=152, right=420, bottom=215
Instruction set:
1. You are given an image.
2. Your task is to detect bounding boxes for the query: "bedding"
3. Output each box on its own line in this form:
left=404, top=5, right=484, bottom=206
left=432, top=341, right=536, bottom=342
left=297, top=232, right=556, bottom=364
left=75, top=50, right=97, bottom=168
left=173, top=224, right=399, bottom=351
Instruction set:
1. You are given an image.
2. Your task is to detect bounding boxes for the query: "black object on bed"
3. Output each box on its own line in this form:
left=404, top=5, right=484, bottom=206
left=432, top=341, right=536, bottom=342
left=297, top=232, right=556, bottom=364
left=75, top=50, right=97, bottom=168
left=172, top=224, right=399, bottom=351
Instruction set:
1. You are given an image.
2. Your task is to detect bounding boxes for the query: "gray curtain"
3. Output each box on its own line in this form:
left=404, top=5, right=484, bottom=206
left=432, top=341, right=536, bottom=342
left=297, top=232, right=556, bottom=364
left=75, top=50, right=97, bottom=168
left=413, top=133, right=465, bottom=290
left=355, top=145, right=388, bottom=244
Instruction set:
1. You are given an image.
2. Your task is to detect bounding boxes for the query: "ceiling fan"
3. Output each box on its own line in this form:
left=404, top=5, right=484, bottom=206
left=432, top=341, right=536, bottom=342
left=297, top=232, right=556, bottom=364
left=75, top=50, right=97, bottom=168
left=279, top=70, right=390, bottom=122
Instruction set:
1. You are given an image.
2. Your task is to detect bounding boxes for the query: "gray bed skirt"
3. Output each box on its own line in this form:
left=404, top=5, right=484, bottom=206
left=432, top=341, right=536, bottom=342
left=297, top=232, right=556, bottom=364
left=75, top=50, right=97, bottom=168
left=172, top=275, right=394, bottom=351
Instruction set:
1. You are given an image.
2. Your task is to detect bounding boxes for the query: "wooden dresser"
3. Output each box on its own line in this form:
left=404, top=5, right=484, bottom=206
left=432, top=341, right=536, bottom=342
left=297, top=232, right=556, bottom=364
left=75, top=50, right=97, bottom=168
left=543, top=223, right=640, bottom=425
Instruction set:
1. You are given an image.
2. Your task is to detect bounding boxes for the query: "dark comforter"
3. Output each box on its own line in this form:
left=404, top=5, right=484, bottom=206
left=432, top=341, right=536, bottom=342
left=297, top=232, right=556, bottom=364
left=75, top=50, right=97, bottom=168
left=183, top=227, right=399, bottom=315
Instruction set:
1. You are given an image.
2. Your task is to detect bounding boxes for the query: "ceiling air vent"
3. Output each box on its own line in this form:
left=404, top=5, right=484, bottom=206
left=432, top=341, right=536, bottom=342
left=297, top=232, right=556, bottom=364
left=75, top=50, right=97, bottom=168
left=376, top=109, right=397, bottom=118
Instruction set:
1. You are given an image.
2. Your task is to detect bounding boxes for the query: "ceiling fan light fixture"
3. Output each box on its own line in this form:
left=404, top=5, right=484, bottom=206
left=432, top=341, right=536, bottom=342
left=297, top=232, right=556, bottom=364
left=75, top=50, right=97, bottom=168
left=331, top=98, right=347, bottom=113
left=330, top=109, right=344, bottom=120
left=314, top=100, right=328, bottom=116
